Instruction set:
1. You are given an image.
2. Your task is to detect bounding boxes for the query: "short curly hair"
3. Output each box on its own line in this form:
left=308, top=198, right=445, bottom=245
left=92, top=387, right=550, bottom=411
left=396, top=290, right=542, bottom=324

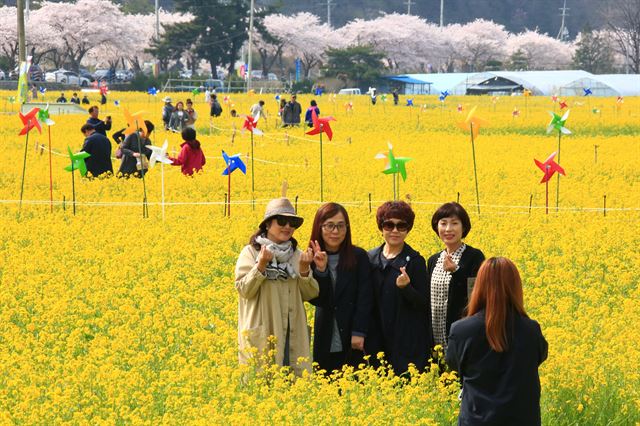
left=431, top=202, right=472, bottom=238
left=376, top=201, right=415, bottom=231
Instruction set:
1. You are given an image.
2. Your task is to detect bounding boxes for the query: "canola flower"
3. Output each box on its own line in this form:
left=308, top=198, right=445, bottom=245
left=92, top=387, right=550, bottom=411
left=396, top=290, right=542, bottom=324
left=0, top=90, right=639, bottom=424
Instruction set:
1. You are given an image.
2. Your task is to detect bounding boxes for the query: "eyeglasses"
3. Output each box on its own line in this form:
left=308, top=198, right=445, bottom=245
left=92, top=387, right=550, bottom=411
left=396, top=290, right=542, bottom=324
left=274, top=215, right=303, bottom=228
left=321, top=222, right=348, bottom=232
left=381, top=221, right=410, bottom=232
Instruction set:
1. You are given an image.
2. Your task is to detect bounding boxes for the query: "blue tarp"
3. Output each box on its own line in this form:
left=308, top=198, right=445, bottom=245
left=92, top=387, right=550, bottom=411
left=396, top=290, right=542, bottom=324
left=385, top=75, right=433, bottom=85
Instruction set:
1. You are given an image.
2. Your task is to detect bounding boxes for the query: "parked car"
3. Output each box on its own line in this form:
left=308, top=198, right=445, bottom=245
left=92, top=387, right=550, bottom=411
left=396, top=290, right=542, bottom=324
left=0, top=70, right=5, bottom=80
left=44, top=69, right=91, bottom=86
left=250, top=70, right=263, bottom=80
left=78, top=68, right=95, bottom=82
left=10, top=64, right=44, bottom=81
left=204, top=79, right=227, bottom=92
left=116, top=69, right=134, bottom=82
left=179, top=69, right=193, bottom=79
left=94, top=69, right=116, bottom=83
left=338, top=88, right=362, bottom=95
left=267, top=73, right=278, bottom=81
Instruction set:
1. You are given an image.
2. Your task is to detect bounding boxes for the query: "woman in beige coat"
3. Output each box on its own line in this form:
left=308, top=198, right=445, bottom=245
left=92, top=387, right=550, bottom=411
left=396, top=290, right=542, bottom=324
left=235, top=197, right=320, bottom=375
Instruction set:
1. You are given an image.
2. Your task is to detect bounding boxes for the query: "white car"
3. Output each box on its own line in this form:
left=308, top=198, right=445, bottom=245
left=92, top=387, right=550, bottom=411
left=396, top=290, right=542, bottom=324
left=0, top=70, right=5, bottom=80
left=45, top=69, right=91, bottom=86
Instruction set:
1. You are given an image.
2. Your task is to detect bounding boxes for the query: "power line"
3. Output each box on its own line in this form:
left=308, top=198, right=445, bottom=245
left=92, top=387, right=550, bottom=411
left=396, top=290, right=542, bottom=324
left=557, top=0, right=570, bottom=41
left=404, top=0, right=415, bottom=15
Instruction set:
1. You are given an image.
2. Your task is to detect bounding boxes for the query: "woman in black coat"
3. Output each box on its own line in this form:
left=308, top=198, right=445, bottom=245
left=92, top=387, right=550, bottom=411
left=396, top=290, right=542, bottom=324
left=309, top=203, right=372, bottom=374
left=446, top=257, right=548, bottom=425
left=427, top=202, right=485, bottom=353
left=117, top=120, right=154, bottom=178
left=366, top=201, right=432, bottom=376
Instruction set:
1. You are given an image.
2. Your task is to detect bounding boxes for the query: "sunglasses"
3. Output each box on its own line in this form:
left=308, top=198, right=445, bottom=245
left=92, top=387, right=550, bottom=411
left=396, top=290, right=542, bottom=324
left=382, top=220, right=410, bottom=232
left=274, top=215, right=303, bottom=228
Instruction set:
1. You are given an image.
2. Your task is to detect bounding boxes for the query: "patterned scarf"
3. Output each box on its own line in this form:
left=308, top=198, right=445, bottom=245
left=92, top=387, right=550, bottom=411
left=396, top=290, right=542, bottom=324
left=255, top=235, right=297, bottom=280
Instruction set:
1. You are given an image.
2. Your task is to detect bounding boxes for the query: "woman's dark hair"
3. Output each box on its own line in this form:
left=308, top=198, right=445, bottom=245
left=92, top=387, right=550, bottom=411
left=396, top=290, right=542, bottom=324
left=249, top=219, right=298, bottom=251
left=182, top=127, right=196, bottom=141
left=468, top=257, right=528, bottom=352
left=310, top=100, right=317, bottom=107
left=376, top=201, right=415, bottom=231
left=309, top=203, right=356, bottom=270
left=431, top=202, right=472, bottom=238
left=144, top=120, right=154, bottom=136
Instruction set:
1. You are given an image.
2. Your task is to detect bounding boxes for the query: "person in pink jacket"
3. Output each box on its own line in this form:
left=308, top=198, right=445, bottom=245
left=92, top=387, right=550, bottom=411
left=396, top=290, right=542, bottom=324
left=170, top=127, right=206, bottom=176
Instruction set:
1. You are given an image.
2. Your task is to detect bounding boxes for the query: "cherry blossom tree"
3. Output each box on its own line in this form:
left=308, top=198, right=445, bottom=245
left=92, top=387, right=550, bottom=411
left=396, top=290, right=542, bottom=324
left=506, top=30, right=574, bottom=70
left=447, top=19, right=509, bottom=71
left=0, top=7, right=19, bottom=70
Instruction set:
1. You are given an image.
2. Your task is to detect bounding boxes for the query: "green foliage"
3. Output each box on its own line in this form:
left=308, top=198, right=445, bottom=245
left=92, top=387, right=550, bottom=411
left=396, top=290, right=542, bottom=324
left=323, top=45, right=386, bottom=90
left=290, top=79, right=313, bottom=94
left=572, top=25, right=616, bottom=73
left=129, top=73, right=165, bottom=91
left=507, top=49, right=529, bottom=71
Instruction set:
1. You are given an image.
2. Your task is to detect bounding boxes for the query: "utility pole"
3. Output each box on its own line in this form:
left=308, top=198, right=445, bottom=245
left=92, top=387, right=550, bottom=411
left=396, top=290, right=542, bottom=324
left=404, top=0, right=415, bottom=15
left=155, top=0, right=159, bottom=40
left=322, top=0, right=334, bottom=27
left=440, top=0, right=444, bottom=26
left=17, top=0, right=26, bottom=62
left=247, top=0, right=254, bottom=92
left=557, top=0, right=570, bottom=41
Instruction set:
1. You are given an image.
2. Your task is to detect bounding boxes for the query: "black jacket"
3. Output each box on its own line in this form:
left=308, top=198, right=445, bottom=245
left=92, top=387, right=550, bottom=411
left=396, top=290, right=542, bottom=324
left=118, top=133, right=151, bottom=177
left=427, top=245, right=485, bottom=340
left=81, top=132, right=112, bottom=177
left=366, top=243, right=432, bottom=375
left=309, top=247, right=373, bottom=371
left=446, top=311, right=548, bottom=426
left=87, top=117, right=112, bottom=136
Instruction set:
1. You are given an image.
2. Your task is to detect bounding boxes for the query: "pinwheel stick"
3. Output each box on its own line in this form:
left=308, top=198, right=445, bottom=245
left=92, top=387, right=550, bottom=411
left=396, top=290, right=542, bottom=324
left=47, top=126, right=53, bottom=212
left=250, top=132, right=255, bottom=193
left=135, top=121, right=149, bottom=218
left=545, top=165, right=550, bottom=215
left=556, top=131, right=562, bottom=212
left=160, top=162, right=166, bottom=222
left=18, top=120, right=31, bottom=213
left=227, top=164, right=232, bottom=217
left=319, top=125, right=324, bottom=202
left=70, top=160, right=76, bottom=216
left=469, top=122, right=481, bottom=215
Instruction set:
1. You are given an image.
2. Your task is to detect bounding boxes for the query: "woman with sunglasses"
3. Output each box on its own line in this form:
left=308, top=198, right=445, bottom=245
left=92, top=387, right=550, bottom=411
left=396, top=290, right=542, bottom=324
left=307, top=203, right=373, bottom=374
left=366, top=201, right=431, bottom=375
left=446, top=257, right=548, bottom=425
left=235, top=197, right=319, bottom=376
left=427, top=202, right=485, bottom=354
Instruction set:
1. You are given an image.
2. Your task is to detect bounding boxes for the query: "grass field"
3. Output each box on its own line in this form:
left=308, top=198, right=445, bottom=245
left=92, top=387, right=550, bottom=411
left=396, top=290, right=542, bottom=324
left=0, top=90, right=639, bottom=424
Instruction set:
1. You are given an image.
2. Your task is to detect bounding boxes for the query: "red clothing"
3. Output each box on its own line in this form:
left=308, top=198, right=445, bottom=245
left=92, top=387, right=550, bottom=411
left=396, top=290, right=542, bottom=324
left=170, top=140, right=206, bottom=175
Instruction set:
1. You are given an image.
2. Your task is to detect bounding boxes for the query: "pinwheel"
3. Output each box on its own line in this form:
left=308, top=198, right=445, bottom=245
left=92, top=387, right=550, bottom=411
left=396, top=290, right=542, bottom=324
left=221, top=150, right=247, bottom=217
left=242, top=113, right=262, bottom=193
left=439, top=91, right=449, bottom=102
left=406, top=99, right=414, bottom=107
left=17, top=107, right=41, bottom=213
left=123, top=108, right=150, bottom=217
left=147, top=87, right=158, bottom=96
left=491, top=96, right=499, bottom=112
left=551, top=95, right=558, bottom=103
left=114, top=100, right=120, bottom=107
left=100, top=84, right=109, bottom=96
left=546, top=110, right=571, bottom=211
left=375, top=143, right=412, bottom=200
left=147, top=140, right=172, bottom=221
left=592, top=107, right=600, bottom=115
left=8, top=96, right=16, bottom=103
left=191, top=88, right=200, bottom=97
left=457, top=104, right=463, bottom=113
left=380, top=94, right=388, bottom=102
left=38, top=105, right=56, bottom=212
left=64, top=147, right=91, bottom=215
left=534, top=152, right=566, bottom=214
left=344, top=102, right=353, bottom=112
left=457, top=106, right=488, bottom=214
left=583, top=88, right=592, bottom=96
left=275, top=94, right=281, bottom=102
left=512, top=107, right=520, bottom=118
left=306, top=110, right=336, bottom=202
left=559, top=100, right=568, bottom=110
left=38, top=86, right=47, bottom=95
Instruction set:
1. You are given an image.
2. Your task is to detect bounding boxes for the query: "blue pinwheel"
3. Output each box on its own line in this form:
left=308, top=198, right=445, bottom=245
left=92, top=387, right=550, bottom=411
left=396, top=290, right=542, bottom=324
left=114, top=100, right=120, bottom=106
left=406, top=98, right=414, bottom=107
left=583, top=88, right=592, bottom=96
left=147, top=87, right=158, bottom=96
left=439, top=90, right=449, bottom=101
left=38, top=86, right=47, bottom=95
left=221, top=150, right=246, bottom=217
left=275, top=94, right=281, bottom=102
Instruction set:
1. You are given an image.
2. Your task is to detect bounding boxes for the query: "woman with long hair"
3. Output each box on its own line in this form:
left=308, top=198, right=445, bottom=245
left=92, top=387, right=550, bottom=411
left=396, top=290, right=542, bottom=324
left=446, top=257, right=548, bottom=425
left=308, top=203, right=372, bottom=374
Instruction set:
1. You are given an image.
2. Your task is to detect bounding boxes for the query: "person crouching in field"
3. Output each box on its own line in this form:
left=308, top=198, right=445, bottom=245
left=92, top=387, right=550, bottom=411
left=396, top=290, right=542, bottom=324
left=169, top=127, right=206, bottom=176
left=234, top=198, right=319, bottom=376
left=446, top=257, right=548, bottom=426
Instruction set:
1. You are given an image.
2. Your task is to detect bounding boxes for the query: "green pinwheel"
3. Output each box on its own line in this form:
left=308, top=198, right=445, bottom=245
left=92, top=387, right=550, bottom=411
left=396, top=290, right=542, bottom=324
left=546, top=110, right=571, bottom=135
left=37, top=104, right=55, bottom=126
left=64, top=147, right=91, bottom=177
left=376, top=143, right=412, bottom=200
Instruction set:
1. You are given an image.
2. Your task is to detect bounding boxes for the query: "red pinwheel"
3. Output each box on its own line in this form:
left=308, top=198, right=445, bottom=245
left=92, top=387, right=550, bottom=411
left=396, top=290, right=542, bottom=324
left=559, top=100, right=568, bottom=110
left=242, top=114, right=262, bottom=135
left=306, top=109, right=336, bottom=141
left=535, top=152, right=566, bottom=183
left=18, top=107, right=42, bottom=136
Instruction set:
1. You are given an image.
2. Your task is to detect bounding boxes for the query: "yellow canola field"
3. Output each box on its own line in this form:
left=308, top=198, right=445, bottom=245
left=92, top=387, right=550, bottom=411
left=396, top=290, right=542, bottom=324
left=0, top=90, right=639, bottom=424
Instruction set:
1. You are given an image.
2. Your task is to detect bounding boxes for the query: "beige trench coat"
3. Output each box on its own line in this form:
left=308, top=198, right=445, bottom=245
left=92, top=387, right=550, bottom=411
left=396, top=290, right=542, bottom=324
left=235, top=244, right=319, bottom=375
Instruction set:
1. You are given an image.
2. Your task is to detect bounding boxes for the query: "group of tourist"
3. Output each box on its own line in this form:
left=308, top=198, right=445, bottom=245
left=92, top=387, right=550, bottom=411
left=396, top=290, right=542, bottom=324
left=77, top=105, right=206, bottom=178
left=161, top=97, right=198, bottom=133
left=236, top=198, right=548, bottom=425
